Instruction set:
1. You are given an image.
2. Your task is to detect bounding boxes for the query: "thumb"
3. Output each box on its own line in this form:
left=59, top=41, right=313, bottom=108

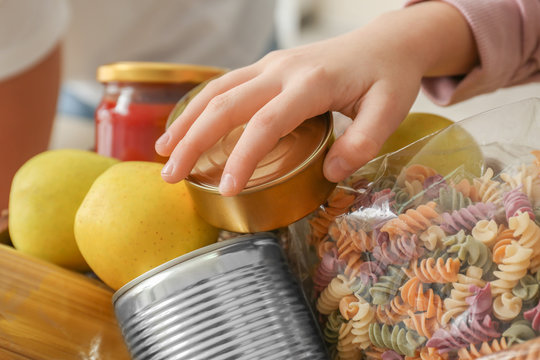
left=323, top=84, right=416, bottom=182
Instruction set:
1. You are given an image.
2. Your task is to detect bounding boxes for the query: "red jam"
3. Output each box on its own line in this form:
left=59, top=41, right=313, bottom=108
left=95, top=62, right=225, bottom=163
left=95, top=82, right=196, bottom=163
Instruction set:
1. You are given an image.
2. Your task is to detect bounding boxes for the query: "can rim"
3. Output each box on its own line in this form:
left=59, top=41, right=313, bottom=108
left=112, top=232, right=278, bottom=303
left=97, top=62, right=226, bottom=84
left=186, top=112, right=334, bottom=195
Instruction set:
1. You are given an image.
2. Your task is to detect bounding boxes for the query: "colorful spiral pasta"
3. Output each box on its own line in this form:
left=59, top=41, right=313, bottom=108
left=403, top=308, right=444, bottom=339
left=473, top=168, right=503, bottom=205
left=349, top=261, right=385, bottom=286
left=440, top=203, right=497, bottom=234
left=441, top=266, right=485, bottom=324
left=502, top=319, right=537, bottom=346
left=399, top=164, right=438, bottom=186
left=423, top=175, right=447, bottom=200
left=426, top=313, right=500, bottom=353
left=375, top=296, right=412, bottom=325
left=451, top=178, right=479, bottom=202
left=456, top=338, right=508, bottom=360
left=509, top=211, right=540, bottom=272
left=372, top=234, right=424, bottom=266
left=412, top=347, right=448, bottom=360
left=500, top=165, right=540, bottom=206
left=310, top=154, right=540, bottom=360
left=471, top=219, right=499, bottom=248
left=317, top=274, right=354, bottom=315
left=399, top=277, right=443, bottom=313
left=491, top=224, right=517, bottom=264
left=419, top=225, right=446, bottom=251
left=313, top=247, right=342, bottom=293
left=369, top=266, right=408, bottom=306
left=339, top=294, right=361, bottom=320
left=324, top=310, right=346, bottom=353
left=404, top=257, right=461, bottom=283
left=330, top=218, right=376, bottom=257
left=523, top=300, right=540, bottom=332
left=380, top=201, right=440, bottom=238
left=490, top=243, right=532, bottom=296
left=337, top=321, right=363, bottom=360
left=435, top=186, right=473, bottom=213
left=349, top=297, right=376, bottom=349
left=512, top=273, right=540, bottom=307
left=503, top=188, right=535, bottom=221
left=443, top=230, right=494, bottom=274
left=492, top=292, right=523, bottom=321
left=309, top=187, right=356, bottom=246
left=368, top=323, right=426, bottom=357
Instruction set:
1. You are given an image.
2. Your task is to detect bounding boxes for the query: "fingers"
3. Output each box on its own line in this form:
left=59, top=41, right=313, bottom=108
left=219, top=80, right=331, bottom=196
left=155, top=66, right=257, bottom=157
left=160, top=73, right=281, bottom=183
left=323, top=82, right=413, bottom=183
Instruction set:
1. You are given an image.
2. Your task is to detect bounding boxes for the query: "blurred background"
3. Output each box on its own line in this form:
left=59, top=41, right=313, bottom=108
left=50, top=0, right=540, bottom=149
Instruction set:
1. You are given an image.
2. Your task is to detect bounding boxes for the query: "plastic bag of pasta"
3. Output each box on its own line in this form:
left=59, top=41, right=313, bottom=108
left=288, top=97, right=540, bottom=360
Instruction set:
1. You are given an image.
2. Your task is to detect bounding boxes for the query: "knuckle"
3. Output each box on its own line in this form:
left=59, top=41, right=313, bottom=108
left=202, top=78, right=222, bottom=93
left=345, top=131, right=380, bottom=160
left=261, top=49, right=286, bottom=63
left=301, top=65, right=330, bottom=87
left=250, top=110, right=276, bottom=131
left=207, top=92, right=232, bottom=113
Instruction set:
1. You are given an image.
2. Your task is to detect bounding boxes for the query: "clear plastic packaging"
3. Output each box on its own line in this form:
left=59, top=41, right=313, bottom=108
left=288, top=98, right=540, bottom=359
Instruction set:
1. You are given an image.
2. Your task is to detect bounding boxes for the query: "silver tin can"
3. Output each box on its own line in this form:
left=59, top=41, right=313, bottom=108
left=113, top=233, right=328, bottom=360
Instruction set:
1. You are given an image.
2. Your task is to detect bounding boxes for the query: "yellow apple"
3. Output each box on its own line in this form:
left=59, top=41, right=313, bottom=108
left=376, top=112, right=454, bottom=157
left=74, top=161, right=219, bottom=290
left=406, top=122, right=483, bottom=178
left=9, top=149, right=118, bottom=271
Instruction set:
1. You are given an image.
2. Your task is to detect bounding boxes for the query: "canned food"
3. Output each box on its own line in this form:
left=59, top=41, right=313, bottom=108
left=113, top=233, right=328, bottom=360
left=185, top=112, right=337, bottom=233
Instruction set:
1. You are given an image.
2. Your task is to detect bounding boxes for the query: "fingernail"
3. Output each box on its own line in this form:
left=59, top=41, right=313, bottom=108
left=161, top=161, right=175, bottom=176
left=155, top=132, right=170, bottom=146
left=325, top=157, right=352, bottom=182
left=219, top=173, right=236, bottom=196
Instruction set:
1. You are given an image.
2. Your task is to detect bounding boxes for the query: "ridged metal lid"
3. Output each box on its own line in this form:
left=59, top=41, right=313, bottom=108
left=187, top=114, right=331, bottom=192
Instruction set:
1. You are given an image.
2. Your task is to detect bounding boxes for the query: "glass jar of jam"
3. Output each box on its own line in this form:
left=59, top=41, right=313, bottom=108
left=95, top=62, right=225, bottom=162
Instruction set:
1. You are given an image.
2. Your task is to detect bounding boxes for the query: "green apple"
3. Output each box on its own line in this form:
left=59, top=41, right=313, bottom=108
left=74, top=161, right=219, bottom=290
left=9, top=149, right=118, bottom=271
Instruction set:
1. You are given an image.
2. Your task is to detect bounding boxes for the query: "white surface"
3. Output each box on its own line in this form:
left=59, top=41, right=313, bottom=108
left=50, top=0, right=540, bottom=150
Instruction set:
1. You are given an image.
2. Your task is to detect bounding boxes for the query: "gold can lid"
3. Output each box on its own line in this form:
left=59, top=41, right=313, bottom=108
left=188, top=113, right=332, bottom=192
left=97, top=62, right=226, bottom=84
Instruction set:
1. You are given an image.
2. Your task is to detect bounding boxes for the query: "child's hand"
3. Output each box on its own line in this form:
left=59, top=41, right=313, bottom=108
left=156, top=1, right=477, bottom=196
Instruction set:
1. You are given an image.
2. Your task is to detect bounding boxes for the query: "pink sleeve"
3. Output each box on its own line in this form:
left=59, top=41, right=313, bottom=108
left=406, top=0, right=540, bottom=105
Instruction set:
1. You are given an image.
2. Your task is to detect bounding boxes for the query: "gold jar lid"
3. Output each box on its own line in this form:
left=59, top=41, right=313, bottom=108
left=188, top=114, right=332, bottom=192
left=97, top=62, right=226, bottom=84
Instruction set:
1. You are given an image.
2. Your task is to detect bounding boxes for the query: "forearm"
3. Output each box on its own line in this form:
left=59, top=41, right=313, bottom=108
left=406, top=0, right=540, bottom=105
left=367, top=1, right=479, bottom=78
left=0, top=45, right=61, bottom=209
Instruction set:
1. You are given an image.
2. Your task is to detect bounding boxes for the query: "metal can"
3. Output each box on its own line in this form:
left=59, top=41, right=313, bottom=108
left=95, top=62, right=225, bottom=162
left=113, top=233, right=328, bottom=360
left=185, top=112, right=337, bottom=233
